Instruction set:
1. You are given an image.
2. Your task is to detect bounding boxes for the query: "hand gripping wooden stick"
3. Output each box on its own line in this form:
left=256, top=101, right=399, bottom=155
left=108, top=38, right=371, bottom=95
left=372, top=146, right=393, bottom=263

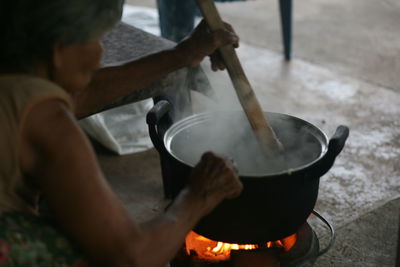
left=195, top=0, right=284, bottom=155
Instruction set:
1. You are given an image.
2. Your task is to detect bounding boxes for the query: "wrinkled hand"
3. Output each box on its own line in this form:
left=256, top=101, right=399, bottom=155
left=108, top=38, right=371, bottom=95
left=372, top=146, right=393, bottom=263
left=188, top=152, right=243, bottom=214
left=175, top=20, right=239, bottom=71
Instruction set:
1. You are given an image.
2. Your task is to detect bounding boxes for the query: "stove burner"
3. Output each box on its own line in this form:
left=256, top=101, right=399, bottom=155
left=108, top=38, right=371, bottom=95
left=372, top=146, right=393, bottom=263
left=280, top=223, right=318, bottom=267
left=171, top=210, right=335, bottom=267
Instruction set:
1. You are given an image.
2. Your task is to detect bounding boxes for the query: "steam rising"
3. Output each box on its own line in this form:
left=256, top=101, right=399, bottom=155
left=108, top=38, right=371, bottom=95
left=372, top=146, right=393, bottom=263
left=165, top=65, right=325, bottom=176
left=167, top=111, right=324, bottom=176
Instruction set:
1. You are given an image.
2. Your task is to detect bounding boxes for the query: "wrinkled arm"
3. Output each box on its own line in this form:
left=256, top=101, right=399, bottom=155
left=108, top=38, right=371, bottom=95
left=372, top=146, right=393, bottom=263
left=74, top=20, right=239, bottom=118
left=20, top=100, right=220, bottom=267
left=75, top=47, right=189, bottom=118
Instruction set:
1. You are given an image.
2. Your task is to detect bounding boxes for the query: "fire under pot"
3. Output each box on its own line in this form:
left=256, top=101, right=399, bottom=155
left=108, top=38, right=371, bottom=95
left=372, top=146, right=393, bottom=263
left=171, top=211, right=334, bottom=267
left=146, top=101, right=347, bottom=266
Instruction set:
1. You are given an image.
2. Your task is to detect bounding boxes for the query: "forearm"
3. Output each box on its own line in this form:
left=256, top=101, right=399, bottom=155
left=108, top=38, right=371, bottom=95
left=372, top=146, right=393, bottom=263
left=74, top=19, right=240, bottom=118
left=23, top=100, right=236, bottom=267
left=123, top=152, right=242, bottom=266
left=75, top=47, right=190, bottom=118
left=124, top=188, right=209, bottom=267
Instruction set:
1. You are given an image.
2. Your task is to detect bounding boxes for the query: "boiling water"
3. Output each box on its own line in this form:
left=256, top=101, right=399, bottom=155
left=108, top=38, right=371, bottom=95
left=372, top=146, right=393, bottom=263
left=167, top=112, right=325, bottom=176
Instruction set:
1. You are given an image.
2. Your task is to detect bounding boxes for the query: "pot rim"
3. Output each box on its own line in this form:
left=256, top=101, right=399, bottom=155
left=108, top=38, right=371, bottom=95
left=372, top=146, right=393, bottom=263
left=163, top=110, right=329, bottom=177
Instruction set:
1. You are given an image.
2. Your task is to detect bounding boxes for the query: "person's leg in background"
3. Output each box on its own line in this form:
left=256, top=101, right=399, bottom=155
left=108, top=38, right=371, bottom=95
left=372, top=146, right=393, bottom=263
left=155, top=0, right=198, bottom=121
left=157, top=0, right=197, bottom=42
left=157, top=0, right=247, bottom=43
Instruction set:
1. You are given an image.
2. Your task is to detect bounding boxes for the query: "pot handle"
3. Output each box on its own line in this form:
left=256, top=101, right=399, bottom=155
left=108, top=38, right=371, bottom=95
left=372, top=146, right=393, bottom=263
left=146, top=100, right=172, bottom=153
left=311, top=125, right=350, bottom=178
left=328, top=125, right=349, bottom=156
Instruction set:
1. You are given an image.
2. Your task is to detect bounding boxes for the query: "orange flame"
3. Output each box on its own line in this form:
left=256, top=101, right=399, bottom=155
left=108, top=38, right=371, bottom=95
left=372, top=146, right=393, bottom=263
left=185, top=231, right=297, bottom=262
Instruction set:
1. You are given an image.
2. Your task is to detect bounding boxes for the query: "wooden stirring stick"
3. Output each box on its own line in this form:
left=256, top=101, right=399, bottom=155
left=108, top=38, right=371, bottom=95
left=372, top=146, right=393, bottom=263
left=195, top=0, right=284, bottom=155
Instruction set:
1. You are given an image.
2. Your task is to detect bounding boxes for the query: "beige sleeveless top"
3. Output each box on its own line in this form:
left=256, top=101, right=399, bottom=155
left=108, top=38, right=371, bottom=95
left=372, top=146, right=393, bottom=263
left=0, top=75, right=73, bottom=214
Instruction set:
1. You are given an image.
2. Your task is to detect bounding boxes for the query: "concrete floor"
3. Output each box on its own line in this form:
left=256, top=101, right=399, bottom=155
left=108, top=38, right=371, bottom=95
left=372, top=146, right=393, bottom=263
left=316, top=198, right=399, bottom=266
left=128, top=0, right=400, bottom=92
left=96, top=1, right=400, bottom=266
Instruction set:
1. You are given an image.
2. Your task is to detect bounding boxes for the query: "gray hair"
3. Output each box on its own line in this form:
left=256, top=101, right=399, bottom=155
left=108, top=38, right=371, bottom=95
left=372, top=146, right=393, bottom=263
left=0, top=0, right=124, bottom=72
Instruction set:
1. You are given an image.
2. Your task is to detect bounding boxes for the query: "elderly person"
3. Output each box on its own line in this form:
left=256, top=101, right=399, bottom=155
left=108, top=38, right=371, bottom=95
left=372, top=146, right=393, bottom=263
left=0, top=0, right=242, bottom=266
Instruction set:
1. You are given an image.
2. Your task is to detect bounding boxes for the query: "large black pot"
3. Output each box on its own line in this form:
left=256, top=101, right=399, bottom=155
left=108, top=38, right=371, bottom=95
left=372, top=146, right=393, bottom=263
left=147, top=100, right=349, bottom=244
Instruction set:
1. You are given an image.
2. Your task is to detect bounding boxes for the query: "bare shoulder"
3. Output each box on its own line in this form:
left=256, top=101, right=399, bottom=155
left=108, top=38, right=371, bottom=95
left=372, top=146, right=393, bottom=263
left=20, top=97, right=94, bottom=178
left=24, top=98, right=77, bottom=142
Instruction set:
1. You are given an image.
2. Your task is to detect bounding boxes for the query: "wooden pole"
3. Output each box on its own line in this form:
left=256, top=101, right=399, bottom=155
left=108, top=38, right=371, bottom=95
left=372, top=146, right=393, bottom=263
left=196, top=0, right=283, bottom=154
